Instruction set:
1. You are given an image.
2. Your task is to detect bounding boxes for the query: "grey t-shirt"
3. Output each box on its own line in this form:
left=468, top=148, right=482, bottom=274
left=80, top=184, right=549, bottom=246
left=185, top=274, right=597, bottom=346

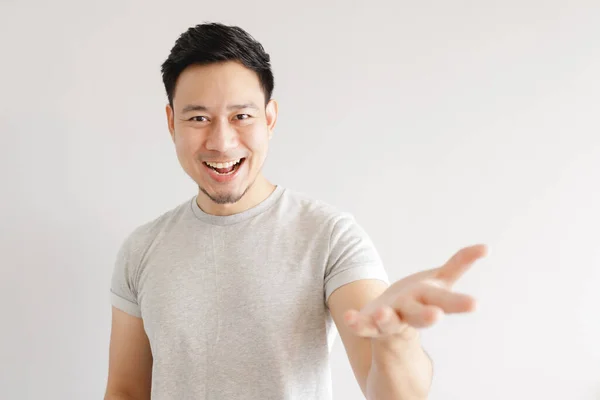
left=110, top=186, right=389, bottom=399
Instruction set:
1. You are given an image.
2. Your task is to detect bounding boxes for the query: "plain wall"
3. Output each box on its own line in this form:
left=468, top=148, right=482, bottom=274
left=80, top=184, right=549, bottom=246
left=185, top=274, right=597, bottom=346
left=1, top=0, right=599, bottom=399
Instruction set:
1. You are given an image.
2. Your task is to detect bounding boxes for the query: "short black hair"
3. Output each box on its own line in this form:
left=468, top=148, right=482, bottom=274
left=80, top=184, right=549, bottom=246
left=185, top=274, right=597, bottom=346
left=161, top=22, right=274, bottom=107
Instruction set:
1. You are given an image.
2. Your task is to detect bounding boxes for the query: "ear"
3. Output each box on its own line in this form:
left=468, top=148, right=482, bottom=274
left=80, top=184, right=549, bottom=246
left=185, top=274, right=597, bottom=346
left=265, top=99, right=278, bottom=139
left=166, top=103, right=175, bottom=142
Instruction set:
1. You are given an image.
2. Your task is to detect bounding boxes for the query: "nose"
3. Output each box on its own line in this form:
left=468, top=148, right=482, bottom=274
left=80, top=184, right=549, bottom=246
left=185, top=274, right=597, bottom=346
left=205, top=120, right=239, bottom=152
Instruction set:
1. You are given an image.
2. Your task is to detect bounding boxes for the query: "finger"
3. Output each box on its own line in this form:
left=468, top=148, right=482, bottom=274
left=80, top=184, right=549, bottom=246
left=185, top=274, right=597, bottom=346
left=435, top=244, right=488, bottom=286
left=372, top=306, right=407, bottom=336
left=417, top=284, right=477, bottom=314
left=344, top=309, right=380, bottom=337
left=395, top=297, right=443, bottom=328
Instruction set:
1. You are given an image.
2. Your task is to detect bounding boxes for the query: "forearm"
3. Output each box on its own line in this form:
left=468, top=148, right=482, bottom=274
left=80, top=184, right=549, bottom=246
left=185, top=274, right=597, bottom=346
left=366, top=334, right=433, bottom=400
left=104, top=392, right=145, bottom=400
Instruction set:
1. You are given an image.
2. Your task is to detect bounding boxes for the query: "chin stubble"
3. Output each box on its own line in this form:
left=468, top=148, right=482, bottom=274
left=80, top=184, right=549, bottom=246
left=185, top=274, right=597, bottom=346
left=199, top=177, right=256, bottom=205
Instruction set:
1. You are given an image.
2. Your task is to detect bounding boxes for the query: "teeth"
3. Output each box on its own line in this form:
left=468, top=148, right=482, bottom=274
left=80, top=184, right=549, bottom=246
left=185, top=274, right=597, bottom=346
left=205, top=159, right=241, bottom=169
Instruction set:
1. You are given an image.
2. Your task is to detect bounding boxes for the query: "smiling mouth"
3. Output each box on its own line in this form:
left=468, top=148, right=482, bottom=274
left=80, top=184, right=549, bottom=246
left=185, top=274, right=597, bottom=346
left=203, top=158, right=245, bottom=175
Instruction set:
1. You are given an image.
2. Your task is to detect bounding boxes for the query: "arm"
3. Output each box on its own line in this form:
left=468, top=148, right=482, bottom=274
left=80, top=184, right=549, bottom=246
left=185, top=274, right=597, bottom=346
left=104, top=307, right=153, bottom=400
left=366, top=334, right=433, bottom=400
left=330, top=245, right=487, bottom=399
left=328, top=280, right=432, bottom=400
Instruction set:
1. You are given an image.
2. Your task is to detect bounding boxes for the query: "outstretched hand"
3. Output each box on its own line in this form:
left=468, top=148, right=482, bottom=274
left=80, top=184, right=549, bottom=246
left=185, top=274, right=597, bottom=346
left=344, top=244, right=488, bottom=342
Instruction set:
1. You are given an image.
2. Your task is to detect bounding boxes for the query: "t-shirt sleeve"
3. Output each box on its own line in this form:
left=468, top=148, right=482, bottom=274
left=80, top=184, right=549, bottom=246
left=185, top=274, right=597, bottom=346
left=110, top=234, right=142, bottom=318
left=324, top=213, right=390, bottom=303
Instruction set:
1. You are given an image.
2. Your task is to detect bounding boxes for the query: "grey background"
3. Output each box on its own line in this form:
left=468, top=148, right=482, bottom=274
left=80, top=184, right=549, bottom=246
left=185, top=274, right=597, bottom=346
left=1, top=0, right=599, bottom=399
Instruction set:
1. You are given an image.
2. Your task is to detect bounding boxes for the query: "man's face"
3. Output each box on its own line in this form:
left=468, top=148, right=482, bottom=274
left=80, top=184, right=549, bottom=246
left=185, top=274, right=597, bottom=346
left=167, top=61, right=277, bottom=205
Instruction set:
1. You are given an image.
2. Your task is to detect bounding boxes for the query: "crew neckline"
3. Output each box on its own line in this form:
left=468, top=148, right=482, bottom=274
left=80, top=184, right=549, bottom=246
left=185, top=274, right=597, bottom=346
left=189, top=186, right=285, bottom=226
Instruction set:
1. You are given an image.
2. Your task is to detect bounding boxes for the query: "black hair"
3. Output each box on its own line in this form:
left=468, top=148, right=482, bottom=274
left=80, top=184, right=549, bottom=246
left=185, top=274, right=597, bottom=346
left=160, top=22, right=274, bottom=107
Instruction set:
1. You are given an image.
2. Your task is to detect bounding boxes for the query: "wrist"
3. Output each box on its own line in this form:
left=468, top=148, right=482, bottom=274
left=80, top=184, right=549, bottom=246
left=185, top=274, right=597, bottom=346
left=368, top=332, right=432, bottom=399
left=371, top=327, right=422, bottom=364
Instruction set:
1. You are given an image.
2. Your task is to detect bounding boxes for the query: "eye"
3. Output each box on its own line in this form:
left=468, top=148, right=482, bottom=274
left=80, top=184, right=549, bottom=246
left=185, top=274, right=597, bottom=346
left=189, top=116, right=208, bottom=122
left=235, top=114, right=251, bottom=120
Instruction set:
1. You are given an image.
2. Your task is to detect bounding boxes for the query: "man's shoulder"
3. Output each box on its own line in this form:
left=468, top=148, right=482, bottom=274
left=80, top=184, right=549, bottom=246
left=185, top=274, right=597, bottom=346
left=119, top=195, right=193, bottom=252
left=278, top=187, right=355, bottom=227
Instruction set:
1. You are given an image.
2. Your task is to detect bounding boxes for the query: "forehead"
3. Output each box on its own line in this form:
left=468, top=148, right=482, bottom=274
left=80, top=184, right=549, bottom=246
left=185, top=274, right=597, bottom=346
left=173, top=61, right=264, bottom=109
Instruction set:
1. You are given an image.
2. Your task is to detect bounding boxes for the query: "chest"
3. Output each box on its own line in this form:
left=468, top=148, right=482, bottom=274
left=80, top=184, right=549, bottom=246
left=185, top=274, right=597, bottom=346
left=134, top=226, right=330, bottom=352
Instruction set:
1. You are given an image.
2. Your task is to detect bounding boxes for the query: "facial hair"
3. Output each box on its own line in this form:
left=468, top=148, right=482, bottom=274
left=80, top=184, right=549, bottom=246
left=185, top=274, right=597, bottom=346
left=199, top=177, right=255, bottom=205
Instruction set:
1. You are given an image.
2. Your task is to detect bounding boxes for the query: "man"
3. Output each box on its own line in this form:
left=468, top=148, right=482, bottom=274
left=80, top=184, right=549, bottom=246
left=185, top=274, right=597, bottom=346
left=104, top=22, right=487, bottom=400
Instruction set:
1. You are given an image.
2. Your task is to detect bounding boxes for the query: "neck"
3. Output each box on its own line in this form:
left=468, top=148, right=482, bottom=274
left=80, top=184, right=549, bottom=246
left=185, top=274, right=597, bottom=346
left=196, top=174, right=276, bottom=216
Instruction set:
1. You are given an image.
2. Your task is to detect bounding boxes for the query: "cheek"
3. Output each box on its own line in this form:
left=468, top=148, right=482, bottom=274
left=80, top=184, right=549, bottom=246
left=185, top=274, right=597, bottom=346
left=175, top=130, right=203, bottom=156
left=242, top=127, right=270, bottom=154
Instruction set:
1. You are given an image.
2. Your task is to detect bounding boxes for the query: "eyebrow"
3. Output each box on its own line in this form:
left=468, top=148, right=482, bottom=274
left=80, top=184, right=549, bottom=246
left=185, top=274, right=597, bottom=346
left=181, top=103, right=260, bottom=114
